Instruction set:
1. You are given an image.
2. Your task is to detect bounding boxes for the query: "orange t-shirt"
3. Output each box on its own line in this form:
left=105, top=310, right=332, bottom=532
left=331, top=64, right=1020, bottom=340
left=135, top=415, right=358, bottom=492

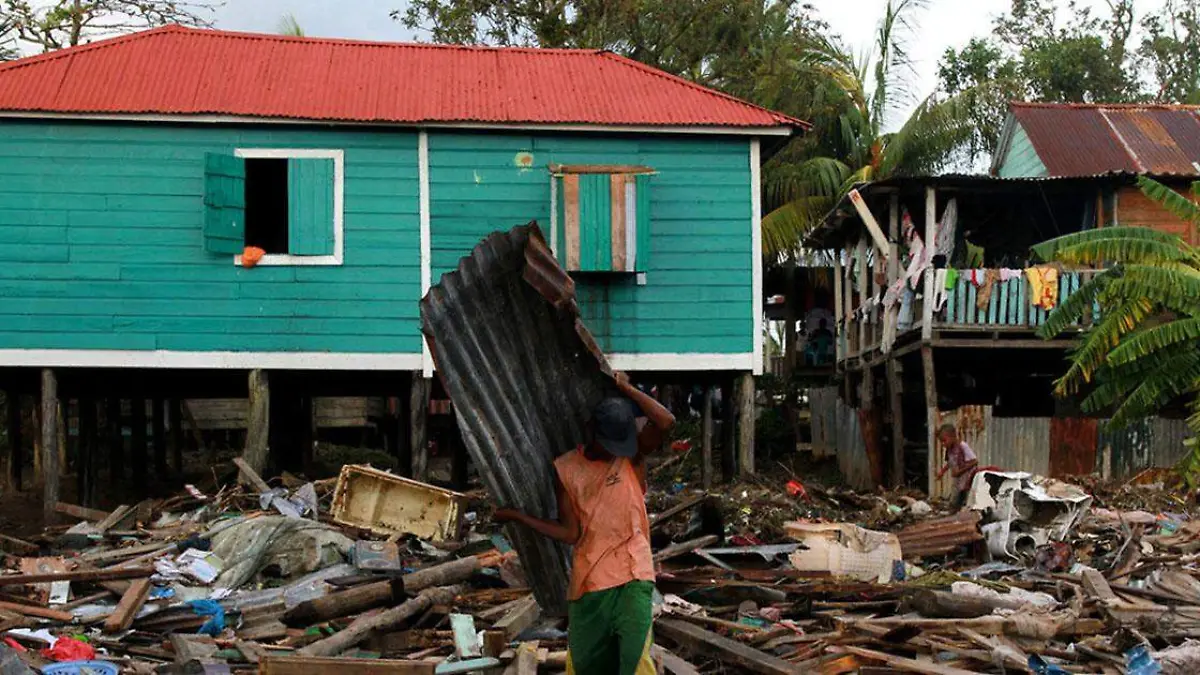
left=554, top=448, right=655, bottom=601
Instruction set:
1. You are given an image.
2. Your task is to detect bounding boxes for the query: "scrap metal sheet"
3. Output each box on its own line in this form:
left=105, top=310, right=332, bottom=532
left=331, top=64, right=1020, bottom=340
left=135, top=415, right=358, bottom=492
left=420, top=221, right=615, bottom=614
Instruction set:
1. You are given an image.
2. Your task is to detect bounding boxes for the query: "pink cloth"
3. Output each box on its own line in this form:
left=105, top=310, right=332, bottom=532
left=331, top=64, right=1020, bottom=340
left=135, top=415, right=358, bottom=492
left=947, top=441, right=978, bottom=493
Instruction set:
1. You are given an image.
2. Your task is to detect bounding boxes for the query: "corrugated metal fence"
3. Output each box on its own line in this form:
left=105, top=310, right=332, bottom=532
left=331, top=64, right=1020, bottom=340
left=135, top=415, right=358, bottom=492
left=810, top=387, right=874, bottom=490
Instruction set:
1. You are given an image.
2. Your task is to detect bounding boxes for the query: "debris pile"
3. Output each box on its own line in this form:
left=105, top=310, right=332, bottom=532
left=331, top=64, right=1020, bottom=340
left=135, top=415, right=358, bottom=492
left=4, top=460, right=1200, bottom=674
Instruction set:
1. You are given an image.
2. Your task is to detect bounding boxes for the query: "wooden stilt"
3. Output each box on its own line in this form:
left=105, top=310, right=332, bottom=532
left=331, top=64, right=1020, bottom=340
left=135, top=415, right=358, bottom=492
left=40, top=369, right=59, bottom=524
left=6, top=391, right=21, bottom=492
left=410, top=377, right=430, bottom=482
left=701, top=385, right=714, bottom=490
left=79, top=399, right=97, bottom=507
left=243, top=369, right=270, bottom=475
left=720, top=378, right=736, bottom=482
left=168, top=399, right=183, bottom=475
left=886, top=357, right=905, bottom=488
left=921, top=346, right=940, bottom=497
left=131, top=399, right=147, bottom=496
left=151, top=397, right=166, bottom=476
left=106, top=398, right=124, bottom=483
left=736, top=373, right=756, bottom=476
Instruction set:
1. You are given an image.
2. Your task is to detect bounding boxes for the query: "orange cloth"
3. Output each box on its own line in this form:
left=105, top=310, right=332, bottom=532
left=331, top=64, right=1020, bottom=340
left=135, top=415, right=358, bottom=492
left=242, top=246, right=266, bottom=268
left=554, top=448, right=655, bottom=601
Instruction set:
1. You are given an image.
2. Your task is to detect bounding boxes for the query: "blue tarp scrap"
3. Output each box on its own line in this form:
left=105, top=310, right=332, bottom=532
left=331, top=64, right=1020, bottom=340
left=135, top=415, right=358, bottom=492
left=186, top=600, right=225, bottom=637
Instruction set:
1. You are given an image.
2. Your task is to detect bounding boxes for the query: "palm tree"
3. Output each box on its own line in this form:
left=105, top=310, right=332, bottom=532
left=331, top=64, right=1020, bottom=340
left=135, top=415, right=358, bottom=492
left=1034, top=176, right=1200, bottom=484
left=760, top=0, right=975, bottom=259
left=278, top=14, right=305, bottom=37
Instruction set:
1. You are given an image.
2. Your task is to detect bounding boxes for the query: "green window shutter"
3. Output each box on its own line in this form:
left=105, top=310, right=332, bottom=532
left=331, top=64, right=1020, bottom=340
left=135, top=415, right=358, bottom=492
left=203, top=153, right=246, bottom=254
left=577, top=173, right=612, bottom=271
left=634, top=173, right=651, bottom=271
left=287, top=157, right=336, bottom=256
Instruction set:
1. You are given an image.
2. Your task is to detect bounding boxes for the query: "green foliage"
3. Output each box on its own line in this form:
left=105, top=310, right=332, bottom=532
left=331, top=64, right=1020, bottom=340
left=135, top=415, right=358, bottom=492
left=1039, top=178, right=1200, bottom=487
left=1, top=0, right=218, bottom=52
left=278, top=14, right=305, bottom=37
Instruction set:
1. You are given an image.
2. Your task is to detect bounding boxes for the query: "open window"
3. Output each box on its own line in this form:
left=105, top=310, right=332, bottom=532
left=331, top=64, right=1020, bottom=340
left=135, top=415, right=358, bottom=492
left=203, top=149, right=343, bottom=265
left=551, top=165, right=652, bottom=274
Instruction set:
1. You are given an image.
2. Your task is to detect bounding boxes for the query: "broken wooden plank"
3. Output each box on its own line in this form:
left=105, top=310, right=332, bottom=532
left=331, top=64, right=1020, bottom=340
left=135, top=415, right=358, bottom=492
left=234, top=456, right=272, bottom=494
left=653, top=535, right=720, bottom=564
left=649, top=495, right=705, bottom=531
left=1081, top=568, right=1118, bottom=603
left=492, top=593, right=540, bottom=641
left=94, top=504, right=133, bottom=533
left=260, top=655, right=435, bottom=674
left=55, top=501, right=110, bottom=522
left=655, top=618, right=799, bottom=675
left=652, top=645, right=701, bottom=675
left=833, top=645, right=981, bottom=675
left=0, top=601, right=74, bottom=622
left=170, top=633, right=220, bottom=664
left=103, top=578, right=152, bottom=633
left=234, top=639, right=267, bottom=665
left=299, top=585, right=461, bottom=657
left=503, top=642, right=538, bottom=675
left=0, top=565, right=153, bottom=586
left=83, top=542, right=169, bottom=564
left=0, top=534, right=38, bottom=555
left=449, top=613, right=482, bottom=658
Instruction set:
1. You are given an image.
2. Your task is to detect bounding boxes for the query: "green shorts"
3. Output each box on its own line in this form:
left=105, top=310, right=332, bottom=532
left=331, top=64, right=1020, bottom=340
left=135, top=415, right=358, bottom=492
left=566, top=580, right=655, bottom=675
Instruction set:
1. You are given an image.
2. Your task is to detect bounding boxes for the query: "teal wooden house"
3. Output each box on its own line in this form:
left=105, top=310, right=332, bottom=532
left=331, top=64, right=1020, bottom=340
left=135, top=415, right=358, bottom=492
left=0, top=27, right=803, bottom=502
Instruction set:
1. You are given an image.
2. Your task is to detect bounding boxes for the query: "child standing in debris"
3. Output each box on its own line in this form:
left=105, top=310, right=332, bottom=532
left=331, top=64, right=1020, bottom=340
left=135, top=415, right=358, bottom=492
left=936, top=423, right=979, bottom=510
left=493, top=371, right=675, bottom=675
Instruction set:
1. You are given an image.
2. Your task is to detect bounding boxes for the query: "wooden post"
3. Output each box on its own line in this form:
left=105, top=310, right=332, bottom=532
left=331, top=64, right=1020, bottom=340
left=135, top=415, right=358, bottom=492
left=856, top=237, right=867, bottom=357
left=921, top=346, right=940, bottom=498
left=720, top=378, right=736, bottom=482
left=106, top=398, right=124, bottom=483
left=6, top=391, right=21, bottom=492
left=833, top=251, right=843, bottom=364
left=410, top=376, right=430, bottom=482
left=168, top=399, right=183, bottom=474
left=922, top=186, right=937, bottom=342
left=886, top=358, right=905, bottom=488
left=150, top=397, right=166, bottom=476
left=130, top=398, right=147, bottom=496
left=736, top=373, right=755, bottom=476
left=701, top=385, right=714, bottom=490
left=243, top=369, right=270, bottom=475
left=78, top=399, right=97, bottom=507
left=40, top=369, right=59, bottom=524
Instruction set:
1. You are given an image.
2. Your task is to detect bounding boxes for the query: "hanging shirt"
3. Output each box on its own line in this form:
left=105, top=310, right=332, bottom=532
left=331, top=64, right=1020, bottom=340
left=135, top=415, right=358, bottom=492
left=554, top=449, right=655, bottom=601
left=946, top=441, right=979, bottom=493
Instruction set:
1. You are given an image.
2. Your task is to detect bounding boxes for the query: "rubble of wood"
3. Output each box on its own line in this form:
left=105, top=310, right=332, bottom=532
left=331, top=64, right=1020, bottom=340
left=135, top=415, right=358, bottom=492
left=1, top=461, right=1199, bottom=674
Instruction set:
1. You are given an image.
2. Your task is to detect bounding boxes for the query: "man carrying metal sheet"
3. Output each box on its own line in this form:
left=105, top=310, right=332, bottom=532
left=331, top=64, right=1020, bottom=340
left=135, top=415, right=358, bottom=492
left=494, top=371, right=675, bottom=675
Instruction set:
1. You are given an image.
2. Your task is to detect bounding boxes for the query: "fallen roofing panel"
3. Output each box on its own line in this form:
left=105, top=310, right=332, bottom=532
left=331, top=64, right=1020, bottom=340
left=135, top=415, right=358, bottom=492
left=420, top=222, right=616, bottom=615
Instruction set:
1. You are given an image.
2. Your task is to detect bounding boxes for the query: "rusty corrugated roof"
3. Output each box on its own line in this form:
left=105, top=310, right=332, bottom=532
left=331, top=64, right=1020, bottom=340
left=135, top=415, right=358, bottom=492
left=1011, top=102, right=1200, bottom=177
left=0, top=26, right=806, bottom=130
left=420, top=222, right=616, bottom=615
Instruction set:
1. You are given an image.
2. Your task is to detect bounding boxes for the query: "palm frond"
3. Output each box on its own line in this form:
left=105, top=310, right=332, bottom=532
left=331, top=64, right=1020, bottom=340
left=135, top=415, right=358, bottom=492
left=1046, top=237, right=1195, bottom=267
left=761, top=195, right=836, bottom=258
left=1109, top=352, right=1200, bottom=428
left=1053, top=297, right=1155, bottom=395
left=1139, top=176, right=1200, bottom=226
left=1106, top=265, right=1200, bottom=315
left=1032, top=226, right=1187, bottom=263
left=1081, top=343, right=1200, bottom=416
left=878, top=89, right=977, bottom=177
left=1107, top=317, right=1200, bottom=366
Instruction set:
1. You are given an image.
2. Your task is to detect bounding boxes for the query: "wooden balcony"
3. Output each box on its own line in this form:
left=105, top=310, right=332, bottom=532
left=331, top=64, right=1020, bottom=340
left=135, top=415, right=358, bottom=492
left=837, top=268, right=1098, bottom=365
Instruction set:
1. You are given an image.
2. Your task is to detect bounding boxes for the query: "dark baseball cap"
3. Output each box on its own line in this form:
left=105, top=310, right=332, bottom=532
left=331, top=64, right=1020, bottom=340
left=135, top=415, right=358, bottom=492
left=593, top=397, right=639, bottom=458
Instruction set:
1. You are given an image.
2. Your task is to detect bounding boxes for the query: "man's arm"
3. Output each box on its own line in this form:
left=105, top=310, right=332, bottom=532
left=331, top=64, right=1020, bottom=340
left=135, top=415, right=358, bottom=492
left=952, top=459, right=979, bottom=478
left=615, top=372, right=675, bottom=433
left=493, top=477, right=580, bottom=546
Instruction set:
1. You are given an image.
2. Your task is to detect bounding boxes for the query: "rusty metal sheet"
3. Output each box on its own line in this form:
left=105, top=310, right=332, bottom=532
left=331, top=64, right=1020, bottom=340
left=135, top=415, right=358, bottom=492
left=1011, top=103, right=1200, bottom=177
left=420, top=222, right=616, bottom=615
left=896, top=511, right=983, bottom=558
left=1048, top=417, right=1099, bottom=478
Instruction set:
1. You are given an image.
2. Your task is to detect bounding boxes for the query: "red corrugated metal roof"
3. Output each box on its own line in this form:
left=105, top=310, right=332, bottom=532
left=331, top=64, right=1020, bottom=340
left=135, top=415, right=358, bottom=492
left=0, top=25, right=805, bottom=130
left=1011, top=102, right=1200, bottom=176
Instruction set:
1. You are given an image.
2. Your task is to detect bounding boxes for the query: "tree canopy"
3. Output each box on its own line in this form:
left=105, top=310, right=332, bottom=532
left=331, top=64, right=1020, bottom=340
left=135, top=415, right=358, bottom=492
left=0, top=0, right=218, bottom=56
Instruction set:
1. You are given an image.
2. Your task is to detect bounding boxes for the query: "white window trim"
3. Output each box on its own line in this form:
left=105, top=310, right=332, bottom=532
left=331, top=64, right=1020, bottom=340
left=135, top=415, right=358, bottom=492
left=232, top=148, right=345, bottom=266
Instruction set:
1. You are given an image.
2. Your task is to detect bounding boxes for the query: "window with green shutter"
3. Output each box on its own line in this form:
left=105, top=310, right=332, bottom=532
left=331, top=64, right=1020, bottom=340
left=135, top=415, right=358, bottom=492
left=202, top=149, right=343, bottom=265
left=553, top=166, right=652, bottom=274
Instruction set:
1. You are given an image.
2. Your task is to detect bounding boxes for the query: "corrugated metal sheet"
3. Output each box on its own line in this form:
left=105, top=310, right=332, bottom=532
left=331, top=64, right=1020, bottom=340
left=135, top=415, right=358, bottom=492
left=1100, top=417, right=1194, bottom=480
left=809, top=387, right=838, bottom=459
left=1011, top=103, right=1200, bottom=177
left=0, top=26, right=806, bottom=129
left=420, top=222, right=614, bottom=616
left=934, top=407, right=1050, bottom=498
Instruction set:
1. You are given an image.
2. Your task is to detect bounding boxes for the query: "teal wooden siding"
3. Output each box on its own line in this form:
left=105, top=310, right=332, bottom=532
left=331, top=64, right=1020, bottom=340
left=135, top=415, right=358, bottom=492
left=202, top=153, right=246, bottom=254
left=428, top=132, right=753, bottom=354
left=287, top=157, right=336, bottom=255
left=941, top=271, right=1091, bottom=328
left=577, top=173, right=612, bottom=272
left=0, top=121, right=421, bottom=354
left=997, top=123, right=1049, bottom=178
